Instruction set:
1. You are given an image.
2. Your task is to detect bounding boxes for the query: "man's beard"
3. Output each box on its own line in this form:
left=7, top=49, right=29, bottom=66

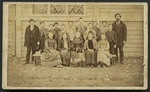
left=116, top=18, right=120, bottom=21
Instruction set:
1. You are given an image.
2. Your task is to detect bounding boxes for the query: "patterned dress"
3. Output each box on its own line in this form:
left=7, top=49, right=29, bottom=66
left=42, top=38, right=61, bottom=66
left=97, top=40, right=111, bottom=66
left=71, top=37, right=85, bottom=67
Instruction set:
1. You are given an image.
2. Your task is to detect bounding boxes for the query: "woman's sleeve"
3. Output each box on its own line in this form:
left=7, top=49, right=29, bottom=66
left=94, top=39, right=98, bottom=50
left=72, top=41, right=75, bottom=51
left=44, top=39, right=49, bottom=51
left=83, top=31, right=87, bottom=40
left=94, top=31, right=97, bottom=39
left=84, top=40, right=87, bottom=50
left=54, top=40, right=57, bottom=50
left=106, top=41, right=110, bottom=50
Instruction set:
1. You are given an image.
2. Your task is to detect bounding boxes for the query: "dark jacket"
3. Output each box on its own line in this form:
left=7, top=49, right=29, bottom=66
left=84, top=39, right=97, bottom=51
left=48, top=29, right=58, bottom=41
left=40, top=27, right=48, bottom=40
left=93, top=26, right=101, bottom=41
left=72, top=37, right=84, bottom=52
left=75, top=24, right=87, bottom=35
left=112, top=21, right=127, bottom=46
left=24, top=25, right=40, bottom=47
left=105, top=30, right=117, bottom=44
left=58, top=39, right=71, bottom=51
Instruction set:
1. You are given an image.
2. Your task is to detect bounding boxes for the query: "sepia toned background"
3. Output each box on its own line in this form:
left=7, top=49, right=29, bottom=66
left=5, top=3, right=147, bottom=88
left=8, top=3, right=144, bottom=58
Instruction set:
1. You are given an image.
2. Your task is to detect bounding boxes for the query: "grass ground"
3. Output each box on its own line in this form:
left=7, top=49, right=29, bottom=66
left=7, top=55, right=144, bottom=87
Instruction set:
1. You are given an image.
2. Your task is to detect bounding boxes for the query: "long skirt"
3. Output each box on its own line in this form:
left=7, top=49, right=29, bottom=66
left=70, top=51, right=86, bottom=67
left=41, top=51, right=61, bottom=66
left=59, top=50, right=70, bottom=66
left=97, top=50, right=111, bottom=66
left=85, top=51, right=97, bottom=66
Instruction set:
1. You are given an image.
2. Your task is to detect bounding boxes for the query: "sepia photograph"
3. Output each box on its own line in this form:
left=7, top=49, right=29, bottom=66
left=2, top=2, right=148, bottom=90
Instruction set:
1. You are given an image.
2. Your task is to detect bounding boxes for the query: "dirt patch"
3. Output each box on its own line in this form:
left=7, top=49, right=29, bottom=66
left=7, top=55, right=144, bottom=87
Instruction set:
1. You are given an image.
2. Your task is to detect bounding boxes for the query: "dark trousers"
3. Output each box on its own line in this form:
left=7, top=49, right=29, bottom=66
left=40, top=39, right=45, bottom=53
left=109, top=42, right=115, bottom=65
left=86, top=51, right=96, bottom=66
left=109, top=42, right=115, bottom=54
left=114, top=46, right=124, bottom=63
left=26, top=43, right=36, bottom=64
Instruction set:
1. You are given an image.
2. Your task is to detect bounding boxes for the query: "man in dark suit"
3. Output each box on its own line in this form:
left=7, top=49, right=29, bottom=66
left=24, top=19, right=40, bottom=65
left=112, top=13, right=127, bottom=64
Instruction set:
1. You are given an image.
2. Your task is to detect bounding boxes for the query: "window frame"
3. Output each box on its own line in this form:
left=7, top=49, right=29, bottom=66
left=31, top=4, right=86, bottom=16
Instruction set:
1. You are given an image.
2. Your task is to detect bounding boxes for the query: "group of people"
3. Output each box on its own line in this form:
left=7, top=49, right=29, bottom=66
left=24, top=13, right=127, bottom=68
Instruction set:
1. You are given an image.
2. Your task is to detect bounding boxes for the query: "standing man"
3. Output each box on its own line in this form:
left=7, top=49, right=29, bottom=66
left=93, top=21, right=101, bottom=42
left=76, top=17, right=87, bottom=41
left=24, top=19, right=40, bottom=65
left=112, top=13, right=127, bottom=64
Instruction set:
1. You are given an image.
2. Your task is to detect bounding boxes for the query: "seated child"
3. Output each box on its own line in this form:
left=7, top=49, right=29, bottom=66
left=84, top=31, right=97, bottom=68
left=97, top=34, right=112, bottom=68
left=42, top=31, right=62, bottom=67
left=71, top=31, right=85, bottom=67
left=58, top=33, right=71, bottom=66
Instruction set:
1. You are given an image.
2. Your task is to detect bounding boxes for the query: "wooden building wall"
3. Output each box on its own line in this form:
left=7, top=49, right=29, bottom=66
left=8, top=3, right=144, bottom=57
left=8, top=5, right=16, bottom=55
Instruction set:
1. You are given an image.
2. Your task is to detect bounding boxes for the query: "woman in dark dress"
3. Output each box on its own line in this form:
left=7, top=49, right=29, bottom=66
left=71, top=31, right=85, bottom=67
left=58, top=33, right=71, bottom=66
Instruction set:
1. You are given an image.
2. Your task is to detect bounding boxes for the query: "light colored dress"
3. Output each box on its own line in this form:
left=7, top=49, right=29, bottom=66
left=97, top=40, right=111, bottom=66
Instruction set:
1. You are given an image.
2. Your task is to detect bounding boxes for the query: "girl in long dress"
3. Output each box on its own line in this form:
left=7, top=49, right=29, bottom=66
left=71, top=31, right=85, bottom=67
left=42, top=31, right=62, bottom=67
left=97, top=34, right=112, bottom=67
left=84, top=31, right=97, bottom=68
left=58, top=33, right=71, bottom=66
